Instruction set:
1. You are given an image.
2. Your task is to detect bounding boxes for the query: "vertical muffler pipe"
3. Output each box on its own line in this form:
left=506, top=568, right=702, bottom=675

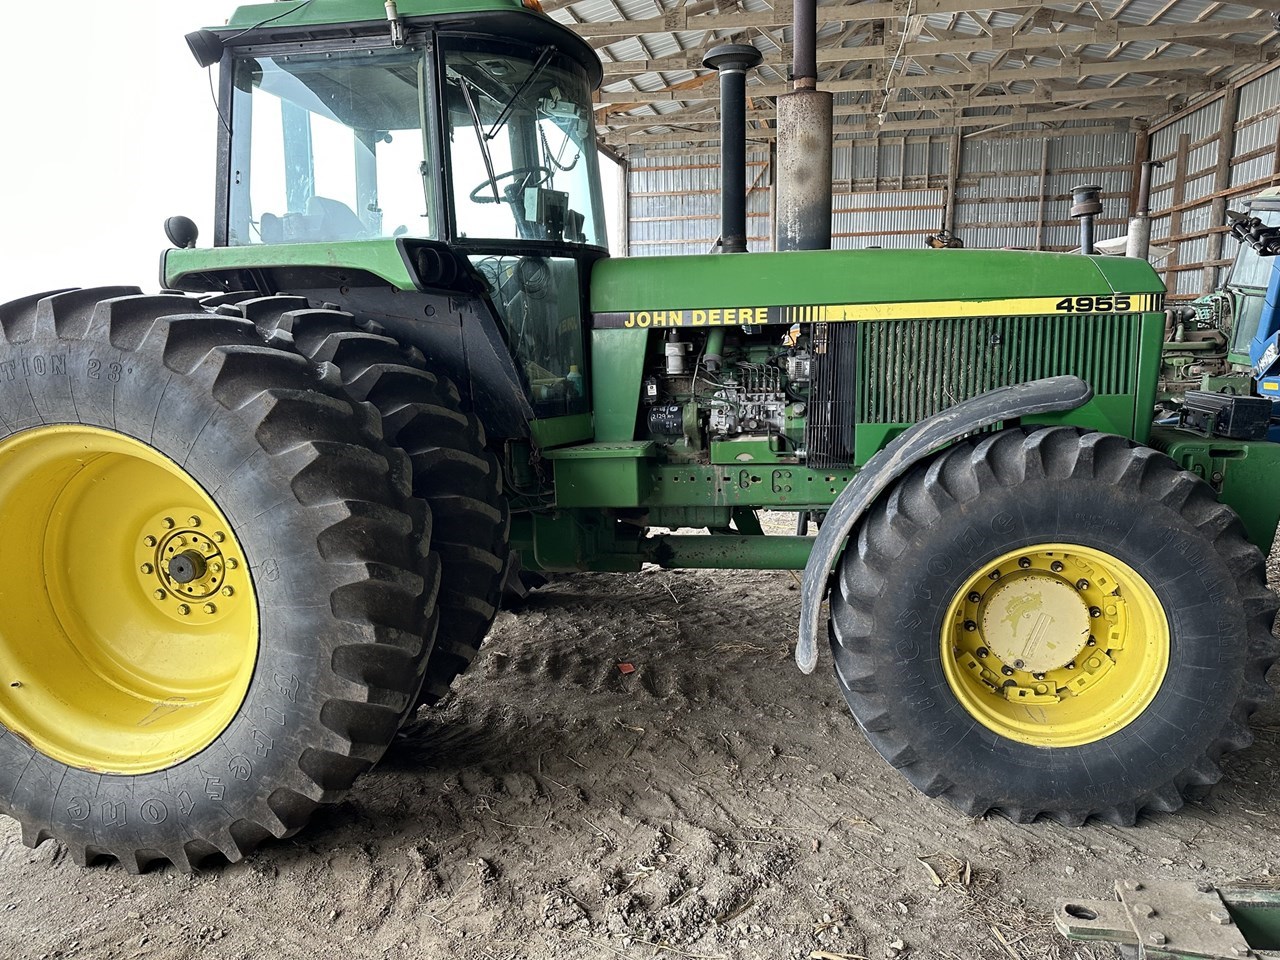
left=704, top=43, right=762, bottom=253
left=1125, top=160, right=1163, bottom=260
left=776, top=0, right=833, bottom=251
left=1071, top=184, right=1102, bottom=255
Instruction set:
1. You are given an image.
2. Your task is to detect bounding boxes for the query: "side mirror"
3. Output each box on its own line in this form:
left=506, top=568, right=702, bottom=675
left=186, top=30, right=224, bottom=68
left=164, top=216, right=200, bottom=249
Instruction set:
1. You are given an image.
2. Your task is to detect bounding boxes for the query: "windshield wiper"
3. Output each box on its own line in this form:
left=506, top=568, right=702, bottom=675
left=458, top=76, right=501, bottom=202
left=486, top=46, right=554, bottom=141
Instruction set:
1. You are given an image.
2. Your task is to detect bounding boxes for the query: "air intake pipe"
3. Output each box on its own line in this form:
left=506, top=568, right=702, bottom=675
left=1071, top=184, right=1102, bottom=256
left=704, top=43, right=762, bottom=253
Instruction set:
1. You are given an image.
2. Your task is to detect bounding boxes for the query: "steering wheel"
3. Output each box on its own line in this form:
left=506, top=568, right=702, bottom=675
left=469, top=165, right=553, bottom=204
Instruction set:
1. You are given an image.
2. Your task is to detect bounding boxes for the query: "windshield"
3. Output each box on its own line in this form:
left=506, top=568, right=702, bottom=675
left=1228, top=205, right=1280, bottom=288
left=228, top=46, right=435, bottom=246
left=443, top=38, right=605, bottom=247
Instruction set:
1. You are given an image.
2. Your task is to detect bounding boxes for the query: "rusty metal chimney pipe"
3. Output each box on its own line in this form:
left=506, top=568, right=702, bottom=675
left=775, top=0, right=832, bottom=251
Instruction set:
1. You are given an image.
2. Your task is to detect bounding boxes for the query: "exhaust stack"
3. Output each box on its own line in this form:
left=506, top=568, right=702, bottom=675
left=775, top=0, right=833, bottom=251
left=1125, top=160, right=1163, bottom=260
left=704, top=43, right=762, bottom=253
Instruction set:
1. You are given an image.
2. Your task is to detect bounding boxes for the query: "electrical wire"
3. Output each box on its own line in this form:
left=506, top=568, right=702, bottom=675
left=207, top=67, right=231, bottom=136
left=877, top=0, right=915, bottom=125
left=221, top=0, right=319, bottom=43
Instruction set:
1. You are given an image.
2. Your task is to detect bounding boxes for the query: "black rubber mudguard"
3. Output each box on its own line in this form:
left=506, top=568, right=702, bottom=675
left=794, top=375, right=1095, bottom=674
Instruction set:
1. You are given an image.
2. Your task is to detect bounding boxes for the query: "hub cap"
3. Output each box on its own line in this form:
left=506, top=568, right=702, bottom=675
left=941, top=544, right=1169, bottom=747
left=0, top=426, right=258, bottom=774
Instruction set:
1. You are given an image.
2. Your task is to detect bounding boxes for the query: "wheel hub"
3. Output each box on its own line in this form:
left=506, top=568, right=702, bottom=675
left=941, top=544, right=1169, bottom=747
left=135, top=511, right=246, bottom=624
left=979, top=573, right=1090, bottom=674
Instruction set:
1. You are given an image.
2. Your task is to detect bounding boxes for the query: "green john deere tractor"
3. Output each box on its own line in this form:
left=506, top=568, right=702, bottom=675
left=0, top=0, right=1277, bottom=872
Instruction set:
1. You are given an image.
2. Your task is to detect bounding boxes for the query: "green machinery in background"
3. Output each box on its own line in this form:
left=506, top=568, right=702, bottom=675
left=0, top=0, right=1276, bottom=872
left=1160, top=187, right=1280, bottom=401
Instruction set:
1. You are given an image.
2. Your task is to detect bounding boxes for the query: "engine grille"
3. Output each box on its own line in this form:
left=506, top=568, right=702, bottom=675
left=807, top=323, right=859, bottom=468
left=855, top=314, right=1139, bottom=425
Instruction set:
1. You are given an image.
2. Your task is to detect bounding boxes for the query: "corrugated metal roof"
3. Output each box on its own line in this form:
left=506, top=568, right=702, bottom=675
left=545, top=1, right=1277, bottom=153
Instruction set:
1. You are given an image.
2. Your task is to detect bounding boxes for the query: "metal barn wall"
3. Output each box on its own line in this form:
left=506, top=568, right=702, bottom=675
left=621, top=64, right=1280, bottom=275
left=1147, top=63, right=1280, bottom=299
left=627, top=150, right=773, bottom=256
left=955, top=132, right=1135, bottom=252
left=623, top=129, right=1135, bottom=257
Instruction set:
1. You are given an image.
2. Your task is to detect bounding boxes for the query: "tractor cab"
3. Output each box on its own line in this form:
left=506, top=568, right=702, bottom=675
left=168, top=1, right=607, bottom=431
left=1225, top=189, right=1280, bottom=364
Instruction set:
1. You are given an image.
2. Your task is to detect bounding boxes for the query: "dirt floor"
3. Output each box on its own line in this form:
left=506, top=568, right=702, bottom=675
left=2, top=520, right=1278, bottom=960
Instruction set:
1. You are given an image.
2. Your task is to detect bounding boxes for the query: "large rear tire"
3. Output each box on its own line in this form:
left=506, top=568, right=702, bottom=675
left=829, top=426, right=1278, bottom=825
left=227, top=296, right=510, bottom=709
left=0, top=288, right=436, bottom=871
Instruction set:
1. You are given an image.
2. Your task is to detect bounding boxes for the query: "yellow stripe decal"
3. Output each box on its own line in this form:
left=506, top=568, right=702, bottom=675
left=593, top=293, right=1163, bottom=330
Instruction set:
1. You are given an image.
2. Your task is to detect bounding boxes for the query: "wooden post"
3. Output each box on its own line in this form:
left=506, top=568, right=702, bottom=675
left=1129, top=127, right=1150, bottom=218
left=618, top=155, right=631, bottom=257
left=1166, top=133, right=1191, bottom=295
left=1035, top=137, right=1049, bottom=251
left=943, top=132, right=962, bottom=234
left=1205, top=86, right=1240, bottom=294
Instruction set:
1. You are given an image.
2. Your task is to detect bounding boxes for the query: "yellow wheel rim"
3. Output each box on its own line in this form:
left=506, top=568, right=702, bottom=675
left=0, top=425, right=258, bottom=774
left=940, top=544, right=1168, bottom=747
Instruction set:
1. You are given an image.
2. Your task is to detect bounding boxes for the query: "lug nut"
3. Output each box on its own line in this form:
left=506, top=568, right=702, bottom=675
left=988, top=570, right=1000, bottom=580
left=203, top=603, right=217, bottom=615
left=1076, top=579, right=1089, bottom=590
left=222, top=586, right=234, bottom=597
left=976, top=647, right=989, bottom=659
left=1051, top=561, right=1064, bottom=572
left=162, top=517, right=175, bottom=529
left=153, top=589, right=167, bottom=601
left=140, top=564, right=154, bottom=575
left=177, top=604, right=191, bottom=617
left=227, top=558, right=239, bottom=570
left=1018, top=557, right=1031, bottom=568
left=964, top=620, right=977, bottom=632
left=144, top=535, right=158, bottom=548
left=1001, top=665, right=1015, bottom=676
left=1089, top=607, right=1102, bottom=618
left=188, top=515, right=202, bottom=527
left=1033, top=672, right=1045, bottom=680
left=1066, top=661, right=1076, bottom=670
left=1086, top=636, right=1097, bottom=646
left=213, top=531, right=226, bottom=543
left=967, top=592, right=981, bottom=603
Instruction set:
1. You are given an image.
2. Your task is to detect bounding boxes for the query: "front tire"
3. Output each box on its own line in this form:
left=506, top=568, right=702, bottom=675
left=829, top=427, right=1278, bottom=825
left=0, top=288, right=435, bottom=871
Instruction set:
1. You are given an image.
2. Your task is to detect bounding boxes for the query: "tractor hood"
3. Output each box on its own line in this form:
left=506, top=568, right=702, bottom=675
left=590, top=249, right=1166, bottom=323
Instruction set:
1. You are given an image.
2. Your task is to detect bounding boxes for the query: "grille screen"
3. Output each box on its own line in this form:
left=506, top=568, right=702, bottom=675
left=807, top=323, right=859, bottom=468
left=855, top=314, right=1138, bottom=425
